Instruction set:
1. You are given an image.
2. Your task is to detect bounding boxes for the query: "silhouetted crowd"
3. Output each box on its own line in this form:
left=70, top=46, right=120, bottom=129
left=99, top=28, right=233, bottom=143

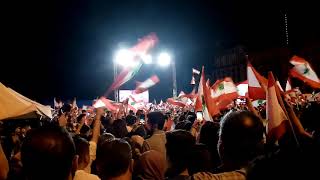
left=1, top=98, right=320, bottom=180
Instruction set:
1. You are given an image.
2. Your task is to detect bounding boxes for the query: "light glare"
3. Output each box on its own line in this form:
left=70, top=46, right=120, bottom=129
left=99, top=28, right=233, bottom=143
left=157, top=52, right=171, bottom=66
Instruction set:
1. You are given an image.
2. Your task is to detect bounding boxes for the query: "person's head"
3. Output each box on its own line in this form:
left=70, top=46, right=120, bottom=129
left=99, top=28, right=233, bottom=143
left=188, top=144, right=212, bottom=175
left=123, top=137, right=142, bottom=160
left=96, top=139, right=133, bottom=180
left=135, top=150, right=166, bottom=180
left=186, top=114, right=196, bottom=124
left=147, top=111, right=165, bottom=131
left=73, top=136, right=90, bottom=170
left=218, top=111, right=264, bottom=168
left=165, top=130, right=195, bottom=177
left=98, top=133, right=115, bottom=149
left=199, top=121, right=220, bottom=167
left=111, top=119, right=128, bottom=138
left=21, top=126, right=77, bottom=180
left=125, top=115, right=138, bottom=126
left=58, top=104, right=72, bottom=127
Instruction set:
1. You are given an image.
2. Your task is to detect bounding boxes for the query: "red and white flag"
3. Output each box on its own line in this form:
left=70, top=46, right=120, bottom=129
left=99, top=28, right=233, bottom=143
left=196, top=66, right=213, bottom=121
left=167, top=98, right=186, bottom=107
left=93, top=97, right=118, bottom=111
left=211, top=77, right=239, bottom=110
left=266, top=72, right=288, bottom=142
left=134, top=75, right=160, bottom=94
left=106, top=33, right=158, bottom=96
left=285, top=77, right=292, bottom=91
left=192, top=68, right=200, bottom=75
left=247, top=63, right=268, bottom=100
left=289, top=55, right=320, bottom=89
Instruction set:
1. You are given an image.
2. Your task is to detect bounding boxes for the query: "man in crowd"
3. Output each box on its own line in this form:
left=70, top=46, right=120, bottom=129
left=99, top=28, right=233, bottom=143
left=193, top=110, right=264, bottom=179
left=145, top=111, right=166, bottom=158
left=21, top=126, right=78, bottom=180
left=165, top=130, right=196, bottom=179
left=96, top=139, right=133, bottom=180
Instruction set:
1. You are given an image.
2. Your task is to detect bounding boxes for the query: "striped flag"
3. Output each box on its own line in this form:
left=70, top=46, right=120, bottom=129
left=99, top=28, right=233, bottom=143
left=196, top=66, right=213, bottom=121
left=211, top=77, right=239, bottom=110
left=135, top=75, right=160, bottom=94
left=266, top=72, right=288, bottom=142
left=93, top=97, right=118, bottom=111
left=106, top=33, right=158, bottom=95
left=247, top=63, right=268, bottom=100
left=289, top=55, right=320, bottom=89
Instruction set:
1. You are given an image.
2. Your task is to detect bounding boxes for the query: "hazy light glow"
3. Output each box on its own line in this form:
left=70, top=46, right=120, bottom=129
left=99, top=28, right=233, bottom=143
left=157, top=52, right=171, bottom=66
left=142, top=54, right=153, bottom=64
left=114, top=49, right=135, bottom=67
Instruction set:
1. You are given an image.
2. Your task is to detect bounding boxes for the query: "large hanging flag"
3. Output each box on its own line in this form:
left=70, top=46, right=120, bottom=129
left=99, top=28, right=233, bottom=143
left=285, top=77, right=292, bottom=91
left=197, top=66, right=213, bottom=121
left=211, top=77, right=239, bottom=110
left=289, top=55, right=320, bottom=89
left=266, top=72, right=288, bottom=142
left=134, top=75, right=160, bottom=94
left=106, top=33, right=158, bottom=96
left=247, top=63, right=268, bottom=100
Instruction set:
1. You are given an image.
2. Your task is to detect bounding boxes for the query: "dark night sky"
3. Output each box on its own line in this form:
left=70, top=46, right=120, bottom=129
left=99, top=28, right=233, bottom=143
left=1, top=0, right=319, bottom=103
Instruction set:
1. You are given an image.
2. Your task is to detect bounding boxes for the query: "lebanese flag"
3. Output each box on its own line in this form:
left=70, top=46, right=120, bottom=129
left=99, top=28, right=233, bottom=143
left=167, top=98, right=186, bottom=107
left=247, top=63, right=268, bottom=100
left=93, top=97, right=118, bottom=111
left=106, top=33, right=158, bottom=96
left=134, top=75, right=160, bottom=94
left=285, top=77, right=292, bottom=91
left=197, top=66, right=213, bottom=121
left=211, top=77, right=239, bottom=110
left=289, top=55, right=320, bottom=89
left=266, top=72, right=289, bottom=142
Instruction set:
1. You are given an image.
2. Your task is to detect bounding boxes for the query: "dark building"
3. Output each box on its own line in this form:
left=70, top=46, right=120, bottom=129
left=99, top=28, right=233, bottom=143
left=211, top=46, right=247, bottom=83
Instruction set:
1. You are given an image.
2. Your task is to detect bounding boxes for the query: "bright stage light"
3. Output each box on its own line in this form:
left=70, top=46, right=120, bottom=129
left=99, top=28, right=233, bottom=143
left=142, top=54, right=153, bottom=64
left=114, top=49, right=135, bottom=67
left=157, top=52, right=171, bottom=67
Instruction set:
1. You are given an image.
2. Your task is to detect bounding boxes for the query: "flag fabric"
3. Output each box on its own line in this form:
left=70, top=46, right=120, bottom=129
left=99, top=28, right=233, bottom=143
left=192, top=68, right=200, bottom=75
left=178, top=91, right=186, bottom=98
left=285, top=77, right=292, bottom=91
left=236, top=80, right=248, bottom=97
left=276, top=81, right=284, bottom=92
left=190, top=75, right=196, bottom=85
left=197, top=66, right=213, bottom=121
left=93, top=97, right=118, bottom=111
left=211, top=77, right=239, bottom=110
left=106, top=33, right=158, bottom=96
left=266, top=72, right=288, bottom=142
left=289, top=55, right=320, bottom=89
left=54, top=98, right=63, bottom=109
left=247, top=63, right=268, bottom=100
left=134, top=75, right=160, bottom=94
left=167, top=98, right=186, bottom=107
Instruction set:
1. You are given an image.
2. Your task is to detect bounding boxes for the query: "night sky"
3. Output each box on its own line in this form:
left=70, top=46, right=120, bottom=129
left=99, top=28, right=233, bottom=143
left=1, top=0, right=319, bottom=104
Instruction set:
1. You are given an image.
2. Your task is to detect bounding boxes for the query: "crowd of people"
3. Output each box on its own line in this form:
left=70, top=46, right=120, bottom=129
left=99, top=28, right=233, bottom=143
left=0, top=93, right=320, bottom=180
